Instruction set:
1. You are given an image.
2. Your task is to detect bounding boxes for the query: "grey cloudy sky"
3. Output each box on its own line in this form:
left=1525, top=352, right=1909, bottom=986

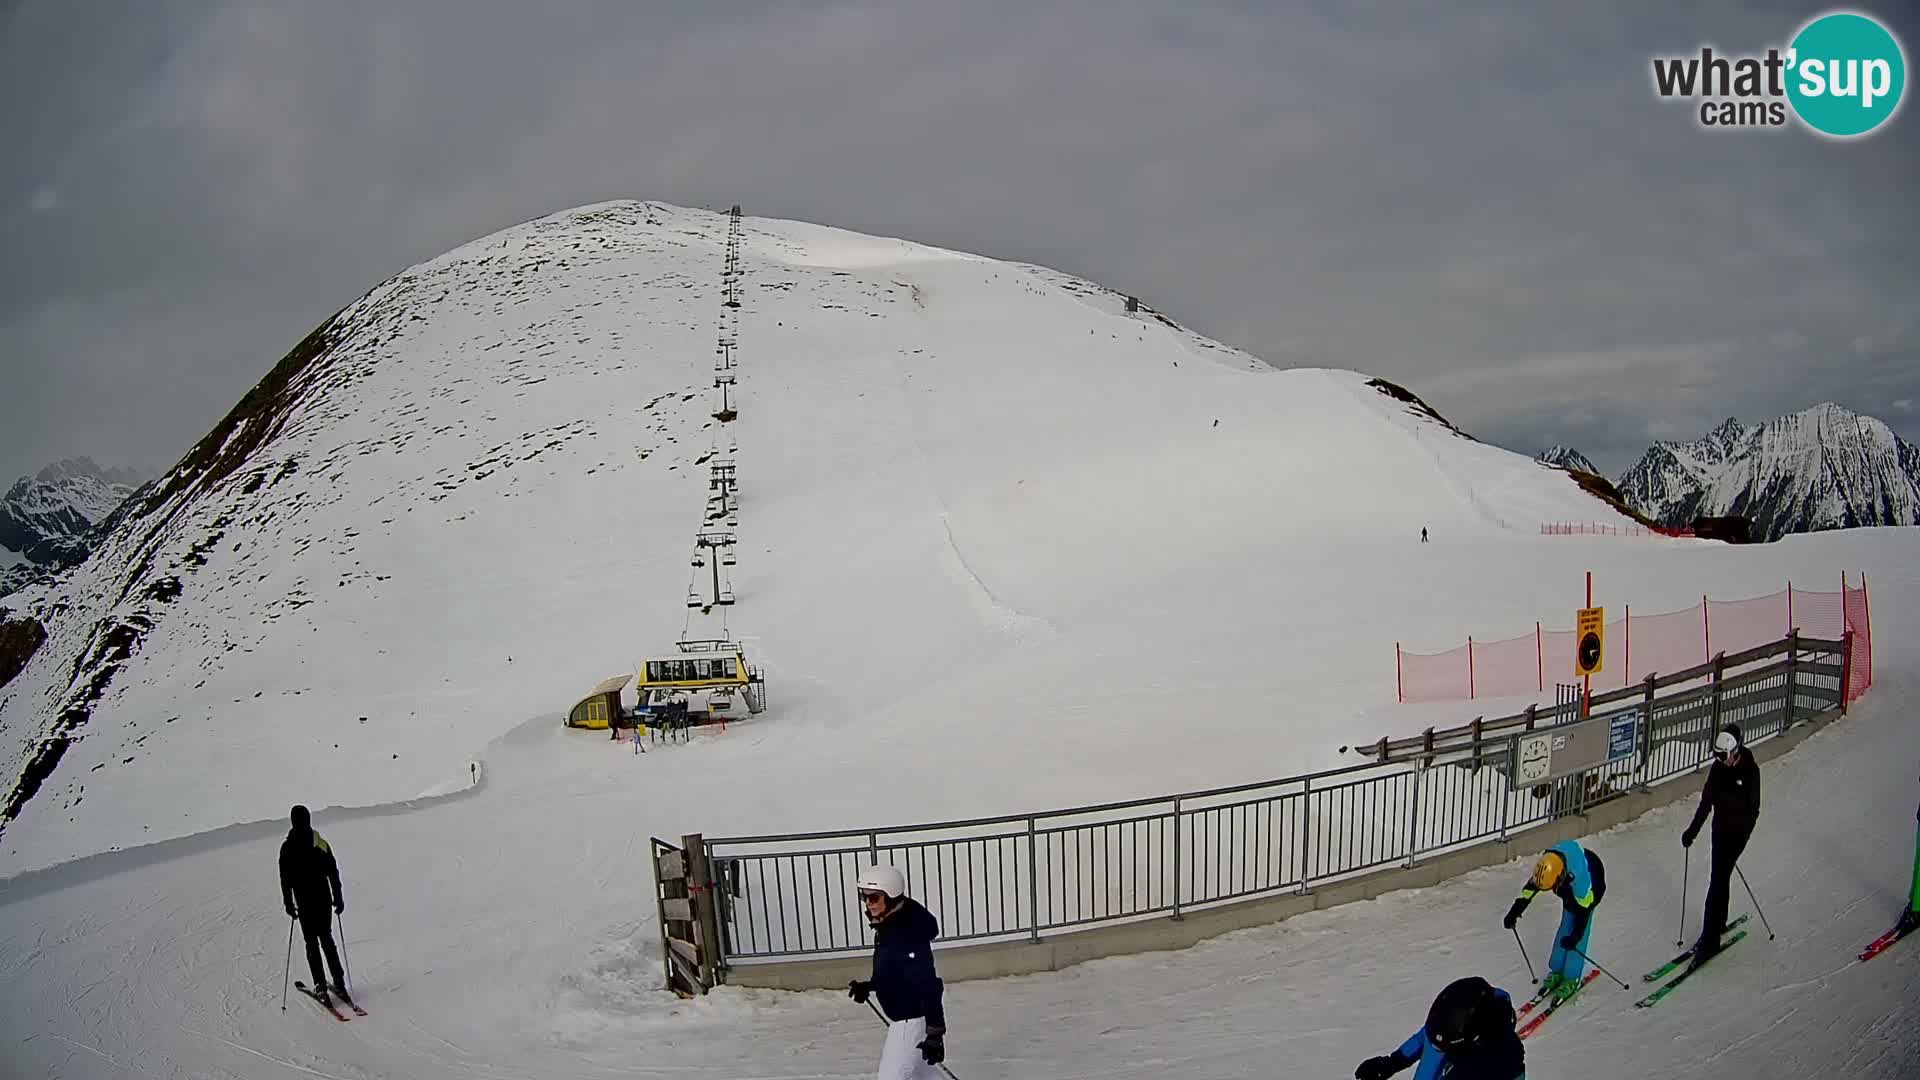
left=3, top=1, right=1916, bottom=482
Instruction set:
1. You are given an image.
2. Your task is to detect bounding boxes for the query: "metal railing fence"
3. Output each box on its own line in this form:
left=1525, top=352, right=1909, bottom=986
left=693, top=633, right=1848, bottom=967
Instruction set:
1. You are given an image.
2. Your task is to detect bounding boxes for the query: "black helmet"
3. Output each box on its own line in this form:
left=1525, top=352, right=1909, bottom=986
left=290, top=804, right=311, bottom=830
left=1426, top=976, right=1501, bottom=1053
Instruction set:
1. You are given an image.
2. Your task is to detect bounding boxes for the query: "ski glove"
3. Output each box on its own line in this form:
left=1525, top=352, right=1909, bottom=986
left=334, top=897, right=345, bottom=914
left=1681, top=826, right=1698, bottom=848
left=919, top=1026, right=945, bottom=1064
left=286, top=903, right=299, bottom=919
left=1356, top=1051, right=1411, bottom=1080
left=1560, top=933, right=1580, bottom=949
left=1503, top=897, right=1528, bottom=929
left=847, top=980, right=873, bottom=1004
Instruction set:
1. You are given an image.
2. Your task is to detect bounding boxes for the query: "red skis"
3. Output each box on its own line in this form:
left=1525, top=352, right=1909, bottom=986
left=1515, top=971, right=1601, bottom=1039
left=1858, top=920, right=1915, bottom=962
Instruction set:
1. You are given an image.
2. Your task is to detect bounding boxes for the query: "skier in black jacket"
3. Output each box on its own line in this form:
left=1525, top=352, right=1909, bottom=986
left=1682, top=724, right=1760, bottom=962
left=1354, top=975, right=1525, bottom=1080
left=279, top=804, right=349, bottom=1004
left=847, top=864, right=947, bottom=1079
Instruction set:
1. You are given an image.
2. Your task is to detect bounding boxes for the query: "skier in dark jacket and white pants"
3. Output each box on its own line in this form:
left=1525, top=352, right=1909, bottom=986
left=848, top=865, right=947, bottom=1079
left=1683, top=724, right=1760, bottom=961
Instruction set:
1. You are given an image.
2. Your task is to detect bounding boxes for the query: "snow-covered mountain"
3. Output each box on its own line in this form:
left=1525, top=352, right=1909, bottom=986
left=1616, top=405, right=1920, bottom=541
left=0, top=458, right=153, bottom=596
left=0, top=200, right=1645, bottom=875
left=1536, top=445, right=1599, bottom=474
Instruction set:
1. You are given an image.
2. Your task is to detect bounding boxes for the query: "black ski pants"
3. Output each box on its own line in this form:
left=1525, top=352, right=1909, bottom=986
left=297, top=907, right=346, bottom=990
left=1701, top=825, right=1753, bottom=944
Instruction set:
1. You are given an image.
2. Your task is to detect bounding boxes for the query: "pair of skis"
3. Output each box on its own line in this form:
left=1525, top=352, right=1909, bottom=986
left=1513, top=970, right=1601, bottom=1038
left=294, top=981, right=367, bottom=1021
left=1634, top=914, right=1750, bottom=1008
left=1857, top=916, right=1917, bottom=962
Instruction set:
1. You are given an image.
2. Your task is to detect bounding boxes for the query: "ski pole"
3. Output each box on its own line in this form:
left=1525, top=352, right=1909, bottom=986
left=1564, top=944, right=1629, bottom=990
left=282, top=916, right=295, bottom=1010
left=337, top=910, right=355, bottom=993
left=1512, top=927, right=1538, bottom=985
left=1735, top=865, right=1776, bottom=940
left=1677, top=846, right=1691, bottom=948
left=868, top=998, right=960, bottom=1080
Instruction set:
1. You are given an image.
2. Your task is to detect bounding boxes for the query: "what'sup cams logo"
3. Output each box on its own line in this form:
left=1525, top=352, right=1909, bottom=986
left=1651, top=9, right=1906, bottom=137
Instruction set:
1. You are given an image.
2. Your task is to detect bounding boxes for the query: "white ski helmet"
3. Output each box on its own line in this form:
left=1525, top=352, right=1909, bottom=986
left=857, top=864, right=906, bottom=899
left=1714, top=727, right=1741, bottom=755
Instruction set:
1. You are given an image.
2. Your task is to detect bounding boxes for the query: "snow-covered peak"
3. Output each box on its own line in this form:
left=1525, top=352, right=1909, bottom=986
left=1536, top=445, right=1599, bottom=474
left=0, top=457, right=151, bottom=584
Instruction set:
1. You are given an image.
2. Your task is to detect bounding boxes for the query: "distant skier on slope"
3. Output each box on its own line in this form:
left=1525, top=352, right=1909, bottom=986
left=279, top=804, right=349, bottom=1005
left=1503, top=840, right=1606, bottom=1001
left=1354, top=975, right=1525, bottom=1080
left=1682, top=724, right=1759, bottom=963
left=847, top=864, right=948, bottom=1079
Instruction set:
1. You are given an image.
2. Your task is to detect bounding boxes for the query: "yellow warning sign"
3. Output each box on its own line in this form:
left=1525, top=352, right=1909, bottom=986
left=1575, top=606, right=1605, bottom=676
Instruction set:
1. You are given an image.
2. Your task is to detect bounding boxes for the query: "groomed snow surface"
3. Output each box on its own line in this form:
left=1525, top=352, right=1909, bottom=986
left=0, top=203, right=1915, bottom=1077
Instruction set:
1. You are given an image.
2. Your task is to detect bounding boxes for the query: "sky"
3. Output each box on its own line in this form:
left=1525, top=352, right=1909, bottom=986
left=2, top=0, right=1916, bottom=483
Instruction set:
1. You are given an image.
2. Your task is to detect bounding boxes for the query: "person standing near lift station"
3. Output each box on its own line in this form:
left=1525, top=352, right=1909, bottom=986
left=847, top=864, right=948, bottom=1080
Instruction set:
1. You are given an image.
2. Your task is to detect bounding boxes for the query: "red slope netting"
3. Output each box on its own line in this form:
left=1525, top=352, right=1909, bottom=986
left=1398, top=578, right=1872, bottom=704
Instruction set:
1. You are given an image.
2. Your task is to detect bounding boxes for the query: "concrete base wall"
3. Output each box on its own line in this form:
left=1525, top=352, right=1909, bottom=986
left=723, top=708, right=1839, bottom=991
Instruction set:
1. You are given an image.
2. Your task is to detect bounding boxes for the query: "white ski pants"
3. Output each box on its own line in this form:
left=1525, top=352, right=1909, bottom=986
left=876, top=1017, right=945, bottom=1080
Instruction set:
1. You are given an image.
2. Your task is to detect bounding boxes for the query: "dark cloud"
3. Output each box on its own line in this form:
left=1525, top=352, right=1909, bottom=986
left=3, top=0, right=1916, bottom=482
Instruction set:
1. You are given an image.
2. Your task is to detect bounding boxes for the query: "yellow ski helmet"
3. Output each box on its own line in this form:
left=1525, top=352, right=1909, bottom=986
left=1533, top=850, right=1567, bottom=891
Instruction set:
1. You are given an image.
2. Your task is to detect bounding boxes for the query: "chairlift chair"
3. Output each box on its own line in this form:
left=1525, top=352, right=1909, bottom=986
left=716, top=589, right=736, bottom=606
left=721, top=549, right=737, bottom=566
left=686, top=590, right=703, bottom=609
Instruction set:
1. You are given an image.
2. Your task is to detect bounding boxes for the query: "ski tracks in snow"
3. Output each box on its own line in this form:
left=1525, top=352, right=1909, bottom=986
left=881, top=347, right=1056, bottom=645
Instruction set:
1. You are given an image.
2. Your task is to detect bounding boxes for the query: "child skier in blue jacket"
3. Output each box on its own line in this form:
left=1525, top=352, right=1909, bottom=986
left=1503, top=839, right=1605, bottom=1000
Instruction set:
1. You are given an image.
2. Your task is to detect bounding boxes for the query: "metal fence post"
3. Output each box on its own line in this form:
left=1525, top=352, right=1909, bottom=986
left=1709, top=652, right=1726, bottom=736
left=1297, top=777, right=1312, bottom=894
left=1405, top=766, right=1423, bottom=866
left=1171, top=796, right=1184, bottom=921
left=1638, top=673, right=1657, bottom=789
left=1497, top=753, right=1511, bottom=839
left=1783, top=630, right=1800, bottom=732
left=1026, top=816, right=1040, bottom=942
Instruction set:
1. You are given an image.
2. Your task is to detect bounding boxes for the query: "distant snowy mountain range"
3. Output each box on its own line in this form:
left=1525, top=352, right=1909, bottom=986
left=1536, top=404, right=1920, bottom=542
left=0, top=458, right=154, bottom=596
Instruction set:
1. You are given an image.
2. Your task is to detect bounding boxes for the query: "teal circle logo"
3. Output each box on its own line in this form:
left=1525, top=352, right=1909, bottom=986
left=1786, top=11, right=1906, bottom=137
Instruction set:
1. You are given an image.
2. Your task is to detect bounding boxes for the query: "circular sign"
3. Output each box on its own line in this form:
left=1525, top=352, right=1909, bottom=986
left=1578, top=632, right=1602, bottom=672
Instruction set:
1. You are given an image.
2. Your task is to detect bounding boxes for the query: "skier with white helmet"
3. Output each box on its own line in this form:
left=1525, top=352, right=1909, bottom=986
left=1681, top=723, right=1760, bottom=964
left=847, top=864, right=948, bottom=1079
